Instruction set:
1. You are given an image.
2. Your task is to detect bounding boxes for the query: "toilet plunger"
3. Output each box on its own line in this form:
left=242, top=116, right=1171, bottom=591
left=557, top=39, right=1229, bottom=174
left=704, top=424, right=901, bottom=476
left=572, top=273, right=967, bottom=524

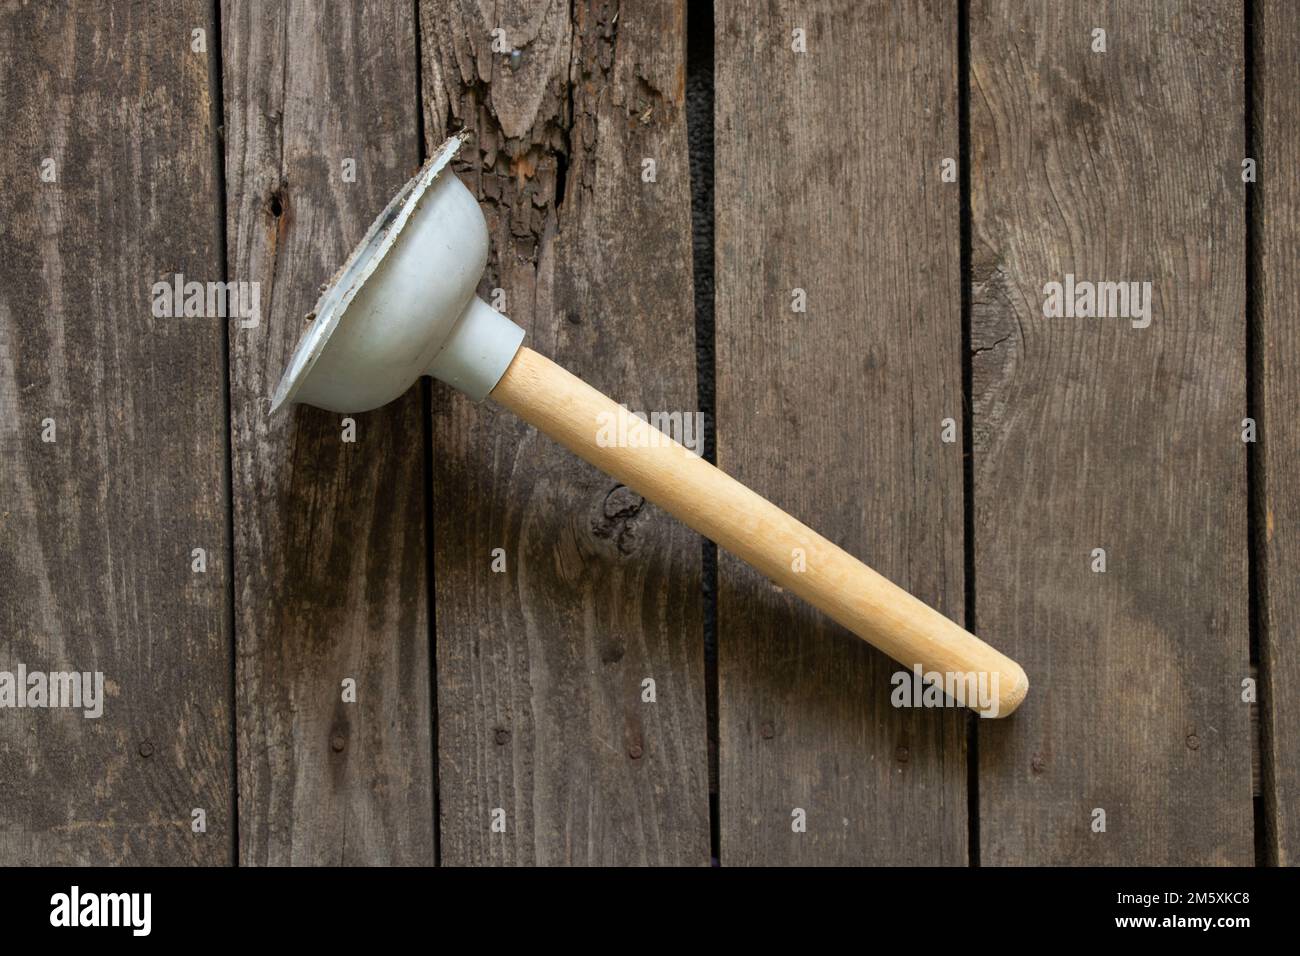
left=272, top=135, right=1028, bottom=717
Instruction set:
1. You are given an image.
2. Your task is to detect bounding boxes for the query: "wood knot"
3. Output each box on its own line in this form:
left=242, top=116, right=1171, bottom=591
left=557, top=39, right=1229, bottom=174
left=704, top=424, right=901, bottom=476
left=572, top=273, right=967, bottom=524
left=591, top=485, right=646, bottom=554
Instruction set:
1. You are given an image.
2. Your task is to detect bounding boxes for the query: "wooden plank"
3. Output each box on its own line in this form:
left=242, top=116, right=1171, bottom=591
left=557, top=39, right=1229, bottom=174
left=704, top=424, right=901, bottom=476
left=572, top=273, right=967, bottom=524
left=971, top=1, right=1253, bottom=864
left=0, top=3, right=232, bottom=863
left=1256, top=0, right=1300, bottom=866
left=421, top=0, right=711, bottom=864
left=223, top=0, right=434, bottom=865
left=715, top=2, right=967, bottom=864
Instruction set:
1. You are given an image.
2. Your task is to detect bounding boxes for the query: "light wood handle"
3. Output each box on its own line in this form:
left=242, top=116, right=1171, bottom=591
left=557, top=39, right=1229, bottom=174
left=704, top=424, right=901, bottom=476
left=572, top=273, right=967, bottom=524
left=490, top=347, right=1028, bottom=717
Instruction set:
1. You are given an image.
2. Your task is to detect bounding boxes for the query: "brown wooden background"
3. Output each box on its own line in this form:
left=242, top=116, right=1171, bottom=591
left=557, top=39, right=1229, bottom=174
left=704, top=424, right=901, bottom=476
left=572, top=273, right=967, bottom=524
left=1, top=0, right=1294, bottom=866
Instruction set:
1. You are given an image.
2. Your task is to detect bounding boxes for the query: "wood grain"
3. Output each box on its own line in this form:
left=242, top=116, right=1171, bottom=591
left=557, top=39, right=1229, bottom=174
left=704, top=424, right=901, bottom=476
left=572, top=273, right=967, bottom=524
left=0, top=2, right=233, bottom=864
left=1255, top=0, right=1300, bottom=866
left=970, top=0, right=1253, bottom=864
left=421, top=0, right=710, bottom=864
left=223, top=0, right=434, bottom=865
left=714, top=0, right=968, bottom=864
left=0, top=0, right=1278, bottom=869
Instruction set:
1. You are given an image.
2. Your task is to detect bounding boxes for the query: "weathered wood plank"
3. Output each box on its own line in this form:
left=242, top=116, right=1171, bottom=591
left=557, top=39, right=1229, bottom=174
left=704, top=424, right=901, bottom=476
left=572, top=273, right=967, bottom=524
left=223, top=0, right=434, bottom=865
left=971, top=0, right=1253, bottom=864
left=1256, top=0, right=1300, bottom=866
left=421, top=0, right=711, bottom=864
left=0, top=3, right=232, bottom=863
left=715, top=1, right=967, bottom=864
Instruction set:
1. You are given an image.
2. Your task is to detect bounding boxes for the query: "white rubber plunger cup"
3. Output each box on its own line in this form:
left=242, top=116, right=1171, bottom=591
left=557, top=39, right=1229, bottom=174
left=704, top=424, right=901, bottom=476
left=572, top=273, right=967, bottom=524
left=273, top=134, right=1029, bottom=718
left=271, top=133, right=523, bottom=413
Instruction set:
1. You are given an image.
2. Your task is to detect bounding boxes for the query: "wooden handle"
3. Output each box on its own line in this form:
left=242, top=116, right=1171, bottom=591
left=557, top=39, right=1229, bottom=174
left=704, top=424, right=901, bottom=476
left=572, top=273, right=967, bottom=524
left=490, top=347, right=1028, bottom=717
